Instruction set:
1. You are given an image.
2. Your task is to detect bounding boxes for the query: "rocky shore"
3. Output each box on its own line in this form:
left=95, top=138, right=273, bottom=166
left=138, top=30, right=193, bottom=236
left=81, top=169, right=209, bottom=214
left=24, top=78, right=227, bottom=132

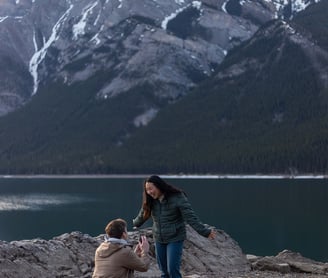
left=0, top=225, right=327, bottom=278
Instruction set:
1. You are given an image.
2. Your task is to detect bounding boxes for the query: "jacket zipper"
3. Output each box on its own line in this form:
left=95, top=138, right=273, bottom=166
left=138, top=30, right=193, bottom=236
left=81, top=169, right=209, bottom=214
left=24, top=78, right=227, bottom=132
left=159, top=200, right=163, bottom=242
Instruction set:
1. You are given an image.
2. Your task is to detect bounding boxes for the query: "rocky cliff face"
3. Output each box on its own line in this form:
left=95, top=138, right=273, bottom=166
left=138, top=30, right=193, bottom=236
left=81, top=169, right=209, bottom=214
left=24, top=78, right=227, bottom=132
left=0, top=0, right=319, bottom=116
left=0, top=0, right=326, bottom=174
left=0, top=226, right=327, bottom=278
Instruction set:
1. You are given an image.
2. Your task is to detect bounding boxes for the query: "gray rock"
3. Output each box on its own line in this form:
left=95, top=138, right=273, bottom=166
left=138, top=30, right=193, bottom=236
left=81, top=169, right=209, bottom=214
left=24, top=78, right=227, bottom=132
left=0, top=225, right=249, bottom=277
left=0, top=227, right=327, bottom=278
left=0, top=0, right=304, bottom=116
left=249, top=250, right=328, bottom=276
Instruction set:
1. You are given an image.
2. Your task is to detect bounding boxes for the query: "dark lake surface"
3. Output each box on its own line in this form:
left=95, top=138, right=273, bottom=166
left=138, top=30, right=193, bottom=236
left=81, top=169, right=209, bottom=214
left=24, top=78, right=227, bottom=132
left=0, top=176, right=327, bottom=262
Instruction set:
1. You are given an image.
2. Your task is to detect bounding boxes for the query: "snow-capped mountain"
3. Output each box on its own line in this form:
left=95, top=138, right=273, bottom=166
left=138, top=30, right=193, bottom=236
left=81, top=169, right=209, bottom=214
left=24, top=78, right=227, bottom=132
left=0, top=0, right=326, bottom=174
left=0, top=0, right=320, bottom=116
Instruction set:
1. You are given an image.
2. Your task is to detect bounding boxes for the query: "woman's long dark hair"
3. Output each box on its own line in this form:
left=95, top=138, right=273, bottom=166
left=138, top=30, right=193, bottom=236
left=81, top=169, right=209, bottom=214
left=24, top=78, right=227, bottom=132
left=141, top=175, right=183, bottom=219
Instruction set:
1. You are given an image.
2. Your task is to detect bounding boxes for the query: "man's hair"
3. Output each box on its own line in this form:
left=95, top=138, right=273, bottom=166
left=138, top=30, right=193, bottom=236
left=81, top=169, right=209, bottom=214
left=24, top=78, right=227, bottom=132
left=105, top=218, right=127, bottom=239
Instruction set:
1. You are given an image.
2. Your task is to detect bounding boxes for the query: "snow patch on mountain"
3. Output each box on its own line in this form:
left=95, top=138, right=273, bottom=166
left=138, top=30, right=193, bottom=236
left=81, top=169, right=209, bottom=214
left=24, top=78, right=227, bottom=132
left=269, top=0, right=321, bottom=18
left=72, top=1, right=98, bottom=40
left=29, top=4, right=74, bottom=95
left=161, top=1, right=202, bottom=30
left=15, top=0, right=35, bottom=4
left=292, top=0, right=320, bottom=13
left=0, top=0, right=323, bottom=116
left=0, top=16, right=9, bottom=23
left=134, top=108, right=159, bottom=127
left=221, top=0, right=320, bottom=19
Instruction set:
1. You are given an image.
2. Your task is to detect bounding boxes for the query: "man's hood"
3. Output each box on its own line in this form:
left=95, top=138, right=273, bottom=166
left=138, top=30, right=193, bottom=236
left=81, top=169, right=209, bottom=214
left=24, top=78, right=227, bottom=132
left=96, top=242, right=124, bottom=258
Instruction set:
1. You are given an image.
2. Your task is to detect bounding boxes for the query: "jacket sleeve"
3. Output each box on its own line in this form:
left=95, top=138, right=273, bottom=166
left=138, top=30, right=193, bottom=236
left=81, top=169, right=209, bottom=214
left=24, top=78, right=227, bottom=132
left=177, top=193, right=211, bottom=237
left=133, top=207, right=146, bottom=228
left=122, top=248, right=150, bottom=272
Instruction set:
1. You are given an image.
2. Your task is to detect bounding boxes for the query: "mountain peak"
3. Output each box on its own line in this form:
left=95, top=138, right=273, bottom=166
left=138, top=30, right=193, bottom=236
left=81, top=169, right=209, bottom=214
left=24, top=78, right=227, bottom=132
left=0, top=0, right=326, bottom=174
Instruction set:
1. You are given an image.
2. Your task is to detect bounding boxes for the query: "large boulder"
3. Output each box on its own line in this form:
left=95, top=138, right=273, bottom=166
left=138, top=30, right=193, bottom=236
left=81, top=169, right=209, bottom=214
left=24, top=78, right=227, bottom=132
left=248, top=250, right=328, bottom=275
left=0, top=225, right=250, bottom=277
left=0, top=232, right=98, bottom=278
left=134, top=225, right=250, bottom=277
left=1, top=226, right=327, bottom=277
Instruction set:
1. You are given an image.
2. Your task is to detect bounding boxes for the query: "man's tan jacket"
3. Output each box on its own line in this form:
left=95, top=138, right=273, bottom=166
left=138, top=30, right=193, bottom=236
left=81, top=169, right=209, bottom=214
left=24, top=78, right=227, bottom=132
left=92, top=241, right=149, bottom=278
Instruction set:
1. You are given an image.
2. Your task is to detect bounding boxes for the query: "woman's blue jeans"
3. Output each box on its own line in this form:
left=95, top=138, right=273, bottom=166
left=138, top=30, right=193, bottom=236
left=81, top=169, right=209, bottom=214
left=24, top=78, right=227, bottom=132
left=155, top=240, right=184, bottom=278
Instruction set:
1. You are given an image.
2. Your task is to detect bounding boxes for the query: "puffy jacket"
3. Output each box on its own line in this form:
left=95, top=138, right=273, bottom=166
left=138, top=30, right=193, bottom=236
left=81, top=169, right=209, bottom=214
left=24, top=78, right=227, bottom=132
left=133, top=192, right=211, bottom=243
left=92, top=242, right=149, bottom=278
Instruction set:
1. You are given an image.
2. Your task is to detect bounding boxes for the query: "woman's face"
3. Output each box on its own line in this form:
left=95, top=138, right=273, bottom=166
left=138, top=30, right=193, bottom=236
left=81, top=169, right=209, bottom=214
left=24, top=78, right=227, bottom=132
left=145, top=182, right=162, bottom=199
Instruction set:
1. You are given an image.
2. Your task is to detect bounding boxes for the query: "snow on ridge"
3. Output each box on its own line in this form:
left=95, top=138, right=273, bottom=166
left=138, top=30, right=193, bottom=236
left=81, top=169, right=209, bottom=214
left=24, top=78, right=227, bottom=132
left=222, top=0, right=321, bottom=18
left=15, top=0, right=35, bottom=4
left=161, top=6, right=185, bottom=29
left=29, top=4, right=74, bottom=95
left=192, top=1, right=201, bottom=9
left=222, top=0, right=246, bottom=13
left=0, top=16, right=24, bottom=23
left=271, top=0, right=321, bottom=18
left=161, top=1, right=202, bottom=30
left=72, top=1, right=98, bottom=40
left=292, top=0, right=320, bottom=13
left=90, top=24, right=105, bottom=45
left=0, top=16, right=9, bottom=23
left=89, top=0, right=111, bottom=45
left=94, top=7, right=102, bottom=26
left=221, top=1, right=227, bottom=13
left=133, top=108, right=159, bottom=127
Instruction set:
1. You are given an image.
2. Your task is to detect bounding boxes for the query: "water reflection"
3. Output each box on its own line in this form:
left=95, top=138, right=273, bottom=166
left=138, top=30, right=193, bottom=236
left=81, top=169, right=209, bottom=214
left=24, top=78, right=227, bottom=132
left=0, top=194, right=85, bottom=211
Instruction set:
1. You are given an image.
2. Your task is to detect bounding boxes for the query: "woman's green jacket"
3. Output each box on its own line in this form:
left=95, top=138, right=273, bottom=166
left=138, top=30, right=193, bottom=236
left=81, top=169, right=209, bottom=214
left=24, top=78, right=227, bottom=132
left=133, top=192, right=211, bottom=243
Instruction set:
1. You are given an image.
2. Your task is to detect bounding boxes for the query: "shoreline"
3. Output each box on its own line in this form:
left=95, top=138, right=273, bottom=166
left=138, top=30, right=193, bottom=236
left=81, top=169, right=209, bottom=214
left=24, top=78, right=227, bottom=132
left=1, top=174, right=327, bottom=179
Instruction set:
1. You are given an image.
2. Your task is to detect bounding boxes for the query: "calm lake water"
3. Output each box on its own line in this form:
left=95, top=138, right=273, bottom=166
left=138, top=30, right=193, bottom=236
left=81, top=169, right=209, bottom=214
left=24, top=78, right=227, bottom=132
left=0, top=176, right=327, bottom=262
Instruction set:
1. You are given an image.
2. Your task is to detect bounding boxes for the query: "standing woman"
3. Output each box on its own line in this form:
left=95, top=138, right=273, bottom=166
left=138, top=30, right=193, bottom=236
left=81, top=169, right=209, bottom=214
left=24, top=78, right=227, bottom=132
left=133, top=175, right=216, bottom=278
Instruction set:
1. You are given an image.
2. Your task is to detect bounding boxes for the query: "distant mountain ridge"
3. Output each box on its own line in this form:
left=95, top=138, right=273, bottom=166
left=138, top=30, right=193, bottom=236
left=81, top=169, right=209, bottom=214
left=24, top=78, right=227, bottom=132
left=0, top=0, right=326, bottom=174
